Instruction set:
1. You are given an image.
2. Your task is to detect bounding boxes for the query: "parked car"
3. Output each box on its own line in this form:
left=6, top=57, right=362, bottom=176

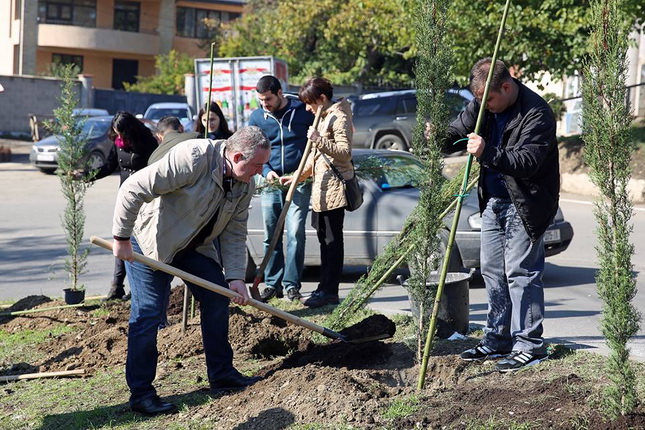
left=138, top=102, right=195, bottom=132
left=351, top=88, right=474, bottom=151
left=29, top=115, right=114, bottom=174
left=245, top=149, right=574, bottom=279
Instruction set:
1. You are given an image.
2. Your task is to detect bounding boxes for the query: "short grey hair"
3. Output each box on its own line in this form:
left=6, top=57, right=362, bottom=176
left=226, top=126, right=270, bottom=159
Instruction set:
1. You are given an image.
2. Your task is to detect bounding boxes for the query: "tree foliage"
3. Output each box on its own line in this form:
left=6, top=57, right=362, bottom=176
left=218, top=0, right=643, bottom=88
left=124, top=50, right=193, bottom=95
left=581, top=0, right=640, bottom=418
left=46, top=65, right=94, bottom=291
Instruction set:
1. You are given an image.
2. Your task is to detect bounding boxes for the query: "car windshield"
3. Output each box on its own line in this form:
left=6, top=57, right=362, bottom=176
left=80, top=120, right=110, bottom=140
left=145, top=108, right=190, bottom=121
left=356, top=154, right=425, bottom=189
left=353, top=98, right=395, bottom=117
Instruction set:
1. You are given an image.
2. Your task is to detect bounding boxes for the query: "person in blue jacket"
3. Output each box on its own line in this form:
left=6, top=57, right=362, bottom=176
left=248, top=75, right=314, bottom=302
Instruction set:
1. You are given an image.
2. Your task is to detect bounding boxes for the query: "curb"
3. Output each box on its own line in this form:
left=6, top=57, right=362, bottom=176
left=561, top=173, right=645, bottom=203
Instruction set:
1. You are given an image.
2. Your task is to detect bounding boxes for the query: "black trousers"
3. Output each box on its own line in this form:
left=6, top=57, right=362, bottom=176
left=311, top=207, right=345, bottom=295
left=113, top=257, right=127, bottom=286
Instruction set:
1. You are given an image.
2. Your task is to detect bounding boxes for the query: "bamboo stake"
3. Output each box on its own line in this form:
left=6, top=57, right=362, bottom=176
left=0, top=369, right=85, bottom=382
left=417, top=0, right=513, bottom=390
left=0, top=303, right=88, bottom=316
left=204, top=42, right=216, bottom=138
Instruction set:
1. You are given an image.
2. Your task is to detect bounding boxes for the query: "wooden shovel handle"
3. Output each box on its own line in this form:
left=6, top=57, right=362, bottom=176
left=90, top=236, right=342, bottom=340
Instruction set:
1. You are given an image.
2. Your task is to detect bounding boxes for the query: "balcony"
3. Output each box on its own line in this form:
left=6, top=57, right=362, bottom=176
left=38, top=24, right=160, bottom=56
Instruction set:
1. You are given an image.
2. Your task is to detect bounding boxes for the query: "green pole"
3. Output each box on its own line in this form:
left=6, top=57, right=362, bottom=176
left=417, top=0, right=513, bottom=390
left=204, top=42, right=216, bottom=138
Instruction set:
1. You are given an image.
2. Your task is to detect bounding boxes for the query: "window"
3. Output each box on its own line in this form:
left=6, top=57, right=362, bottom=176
left=52, top=53, right=84, bottom=72
left=37, top=0, right=96, bottom=27
left=176, top=7, right=238, bottom=39
left=114, top=1, right=140, bottom=32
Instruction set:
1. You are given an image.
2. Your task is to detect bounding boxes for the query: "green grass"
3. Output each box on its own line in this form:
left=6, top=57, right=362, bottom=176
left=0, top=325, right=76, bottom=364
left=381, top=394, right=421, bottom=420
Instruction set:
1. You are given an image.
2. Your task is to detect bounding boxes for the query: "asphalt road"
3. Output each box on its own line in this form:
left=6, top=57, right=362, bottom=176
left=2, top=141, right=645, bottom=361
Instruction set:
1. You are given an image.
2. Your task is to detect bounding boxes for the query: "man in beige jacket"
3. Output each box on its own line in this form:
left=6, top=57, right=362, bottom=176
left=112, top=126, right=270, bottom=416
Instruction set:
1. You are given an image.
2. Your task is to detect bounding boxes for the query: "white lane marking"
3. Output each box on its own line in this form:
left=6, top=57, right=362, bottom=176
left=561, top=198, right=645, bottom=212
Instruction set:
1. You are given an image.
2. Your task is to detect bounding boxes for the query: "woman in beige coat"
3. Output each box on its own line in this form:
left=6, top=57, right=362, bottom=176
left=293, top=77, right=354, bottom=308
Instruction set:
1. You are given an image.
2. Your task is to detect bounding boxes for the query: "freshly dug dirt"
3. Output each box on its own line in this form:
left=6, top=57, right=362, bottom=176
left=1, top=288, right=644, bottom=429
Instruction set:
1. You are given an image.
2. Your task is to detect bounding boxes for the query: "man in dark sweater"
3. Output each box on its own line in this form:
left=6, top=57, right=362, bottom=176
left=445, top=58, right=560, bottom=372
left=248, top=75, right=314, bottom=302
left=148, top=116, right=200, bottom=165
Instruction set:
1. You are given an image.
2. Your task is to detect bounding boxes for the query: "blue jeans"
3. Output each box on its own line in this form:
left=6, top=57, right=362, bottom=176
left=480, top=197, right=546, bottom=354
left=125, top=238, right=234, bottom=403
left=261, top=182, right=311, bottom=292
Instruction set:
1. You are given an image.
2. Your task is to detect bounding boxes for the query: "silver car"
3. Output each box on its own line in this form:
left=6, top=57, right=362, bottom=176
left=245, top=149, right=574, bottom=278
left=29, top=116, right=114, bottom=174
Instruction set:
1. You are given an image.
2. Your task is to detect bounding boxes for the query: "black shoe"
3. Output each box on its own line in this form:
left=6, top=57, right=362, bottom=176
left=460, top=342, right=511, bottom=361
left=496, top=350, right=548, bottom=373
left=301, top=291, right=339, bottom=308
left=210, top=370, right=262, bottom=393
left=260, top=287, right=282, bottom=302
left=103, top=284, right=126, bottom=302
left=284, top=287, right=302, bottom=302
left=130, top=395, right=178, bottom=416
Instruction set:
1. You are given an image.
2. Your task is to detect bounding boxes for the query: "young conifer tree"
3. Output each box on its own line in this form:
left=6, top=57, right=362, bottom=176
left=581, top=0, right=640, bottom=417
left=47, top=65, right=94, bottom=292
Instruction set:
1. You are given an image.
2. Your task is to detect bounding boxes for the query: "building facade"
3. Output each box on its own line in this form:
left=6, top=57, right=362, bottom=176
left=0, top=0, right=244, bottom=89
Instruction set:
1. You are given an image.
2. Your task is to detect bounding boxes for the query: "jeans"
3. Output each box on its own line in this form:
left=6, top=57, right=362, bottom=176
left=125, top=238, right=234, bottom=403
left=261, top=182, right=311, bottom=292
left=311, top=207, right=345, bottom=295
left=480, top=197, right=546, bottom=354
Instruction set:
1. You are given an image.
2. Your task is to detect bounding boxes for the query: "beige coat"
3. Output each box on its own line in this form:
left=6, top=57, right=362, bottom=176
left=112, top=139, right=253, bottom=281
left=301, top=99, right=354, bottom=212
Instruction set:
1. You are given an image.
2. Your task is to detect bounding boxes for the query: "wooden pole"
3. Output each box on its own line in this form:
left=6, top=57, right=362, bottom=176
left=0, top=369, right=85, bottom=382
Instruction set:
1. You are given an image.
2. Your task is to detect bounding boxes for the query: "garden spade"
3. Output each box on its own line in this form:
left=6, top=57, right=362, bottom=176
left=90, top=236, right=393, bottom=344
left=249, top=105, right=323, bottom=301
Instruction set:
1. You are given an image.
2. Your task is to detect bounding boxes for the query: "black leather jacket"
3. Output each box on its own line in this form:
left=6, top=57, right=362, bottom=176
left=445, top=80, right=560, bottom=241
left=94, top=136, right=158, bottom=185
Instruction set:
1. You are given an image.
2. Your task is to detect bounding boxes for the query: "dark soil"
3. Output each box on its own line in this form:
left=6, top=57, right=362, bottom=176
left=1, top=288, right=644, bottom=429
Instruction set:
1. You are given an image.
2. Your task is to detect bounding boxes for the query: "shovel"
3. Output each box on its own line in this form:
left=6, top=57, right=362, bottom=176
left=90, top=236, right=391, bottom=343
left=248, top=105, right=324, bottom=300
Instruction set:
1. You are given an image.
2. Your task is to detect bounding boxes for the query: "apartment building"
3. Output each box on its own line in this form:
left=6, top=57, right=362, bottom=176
left=1, top=0, right=245, bottom=89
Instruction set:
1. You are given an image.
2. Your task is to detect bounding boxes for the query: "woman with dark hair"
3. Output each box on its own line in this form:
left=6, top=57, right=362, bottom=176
left=284, top=77, right=354, bottom=308
left=93, top=111, right=158, bottom=300
left=195, top=102, right=233, bottom=139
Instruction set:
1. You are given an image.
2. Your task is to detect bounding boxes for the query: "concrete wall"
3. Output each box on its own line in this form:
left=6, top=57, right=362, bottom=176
left=0, top=75, right=82, bottom=136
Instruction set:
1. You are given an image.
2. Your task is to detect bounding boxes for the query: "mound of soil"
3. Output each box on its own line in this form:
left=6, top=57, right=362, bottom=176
left=1, top=288, right=644, bottom=429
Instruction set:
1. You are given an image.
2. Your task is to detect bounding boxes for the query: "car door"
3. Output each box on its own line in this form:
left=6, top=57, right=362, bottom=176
left=393, top=96, right=417, bottom=147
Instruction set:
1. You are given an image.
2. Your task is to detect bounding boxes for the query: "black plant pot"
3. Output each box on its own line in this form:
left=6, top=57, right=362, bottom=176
left=63, top=288, right=85, bottom=305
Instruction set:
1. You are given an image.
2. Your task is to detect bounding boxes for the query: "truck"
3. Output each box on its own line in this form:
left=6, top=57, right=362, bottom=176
left=194, top=56, right=289, bottom=131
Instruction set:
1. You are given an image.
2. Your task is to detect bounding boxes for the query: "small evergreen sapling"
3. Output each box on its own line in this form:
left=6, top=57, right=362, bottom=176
left=46, top=65, right=94, bottom=292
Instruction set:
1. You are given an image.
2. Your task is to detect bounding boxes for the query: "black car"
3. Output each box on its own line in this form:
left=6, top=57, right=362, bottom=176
left=351, top=88, right=474, bottom=151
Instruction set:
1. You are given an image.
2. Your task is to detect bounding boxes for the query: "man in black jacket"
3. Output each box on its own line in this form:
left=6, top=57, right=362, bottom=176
left=445, top=58, right=560, bottom=372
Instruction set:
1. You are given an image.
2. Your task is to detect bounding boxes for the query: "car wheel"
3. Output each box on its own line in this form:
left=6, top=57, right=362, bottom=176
left=245, top=250, right=257, bottom=283
left=375, top=134, right=408, bottom=151
left=87, top=151, right=105, bottom=170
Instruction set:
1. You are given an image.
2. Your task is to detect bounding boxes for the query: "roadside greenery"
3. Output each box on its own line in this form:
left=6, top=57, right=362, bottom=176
left=46, top=65, right=94, bottom=292
left=124, top=50, right=193, bottom=95
left=217, top=0, right=643, bottom=87
left=581, top=0, right=641, bottom=418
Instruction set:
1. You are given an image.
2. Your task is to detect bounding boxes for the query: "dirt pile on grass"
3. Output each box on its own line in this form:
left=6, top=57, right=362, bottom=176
left=2, top=289, right=645, bottom=429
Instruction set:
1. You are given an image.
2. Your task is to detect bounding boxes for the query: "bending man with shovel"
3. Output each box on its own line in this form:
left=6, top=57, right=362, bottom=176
left=112, top=126, right=270, bottom=416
